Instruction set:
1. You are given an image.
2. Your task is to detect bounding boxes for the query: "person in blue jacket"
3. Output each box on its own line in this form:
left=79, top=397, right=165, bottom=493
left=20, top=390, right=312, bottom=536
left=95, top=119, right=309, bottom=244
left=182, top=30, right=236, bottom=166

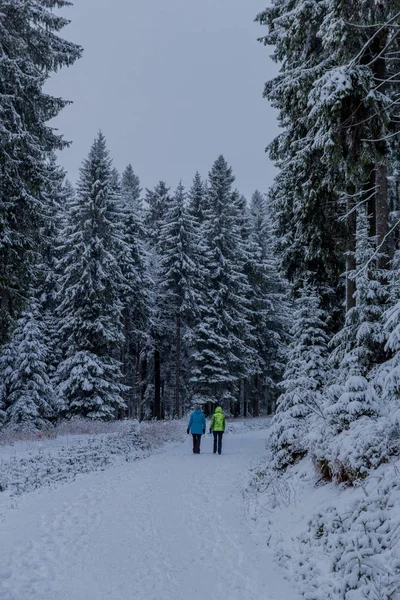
left=187, top=405, right=206, bottom=454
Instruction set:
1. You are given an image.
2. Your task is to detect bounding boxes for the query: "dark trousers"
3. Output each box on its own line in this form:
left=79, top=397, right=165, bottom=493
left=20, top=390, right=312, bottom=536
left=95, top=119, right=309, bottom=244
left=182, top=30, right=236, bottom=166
left=213, top=431, right=224, bottom=454
left=192, top=434, right=202, bottom=454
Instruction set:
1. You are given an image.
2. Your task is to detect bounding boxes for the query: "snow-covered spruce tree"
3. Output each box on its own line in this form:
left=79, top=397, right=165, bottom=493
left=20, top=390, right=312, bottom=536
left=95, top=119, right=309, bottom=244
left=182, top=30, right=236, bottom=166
left=3, top=298, right=56, bottom=432
left=256, top=1, right=347, bottom=328
left=187, top=171, right=208, bottom=225
left=118, top=165, right=148, bottom=418
left=320, top=373, right=384, bottom=483
left=331, top=206, right=388, bottom=380
left=158, top=182, right=198, bottom=417
left=141, top=181, right=174, bottom=419
left=122, top=164, right=142, bottom=217
left=0, top=0, right=81, bottom=344
left=190, top=156, right=257, bottom=408
left=267, top=286, right=329, bottom=471
left=0, top=340, right=15, bottom=427
left=306, top=1, right=399, bottom=318
left=246, top=190, right=290, bottom=415
left=375, top=252, right=400, bottom=455
left=316, top=206, right=387, bottom=482
left=38, top=156, right=72, bottom=379
left=56, top=133, right=127, bottom=420
left=144, top=181, right=172, bottom=246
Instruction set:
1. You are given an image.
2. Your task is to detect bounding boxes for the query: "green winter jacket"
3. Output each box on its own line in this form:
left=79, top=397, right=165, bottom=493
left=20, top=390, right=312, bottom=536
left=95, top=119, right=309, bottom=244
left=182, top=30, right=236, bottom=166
left=210, top=407, right=225, bottom=432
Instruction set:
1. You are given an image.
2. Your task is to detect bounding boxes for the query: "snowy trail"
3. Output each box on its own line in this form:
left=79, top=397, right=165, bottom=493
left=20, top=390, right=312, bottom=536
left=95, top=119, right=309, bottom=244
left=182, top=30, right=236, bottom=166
left=0, top=428, right=299, bottom=600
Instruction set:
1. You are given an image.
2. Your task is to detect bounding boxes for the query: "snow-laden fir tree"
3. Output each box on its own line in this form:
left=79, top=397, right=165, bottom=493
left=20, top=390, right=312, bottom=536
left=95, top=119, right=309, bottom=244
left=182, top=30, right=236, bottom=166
left=187, top=172, right=208, bottom=225
left=0, top=340, right=15, bottom=427
left=256, top=0, right=346, bottom=326
left=378, top=251, right=400, bottom=417
left=141, top=181, right=173, bottom=418
left=144, top=181, right=172, bottom=246
left=320, top=211, right=385, bottom=482
left=122, top=164, right=142, bottom=217
left=38, top=156, right=72, bottom=379
left=330, top=206, right=388, bottom=381
left=118, top=165, right=148, bottom=418
left=190, top=156, right=257, bottom=407
left=0, top=0, right=81, bottom=344
left=158, top=182, right=199, bottom=417
left=2, top=298, right=56, bottom=432
left=267, top=286, right=329, bottom=471
left=56, top=133, right=127, bottom=420
left=306, top=1, right=399, bottom=317
left=246, top=190, right=289, bottom=415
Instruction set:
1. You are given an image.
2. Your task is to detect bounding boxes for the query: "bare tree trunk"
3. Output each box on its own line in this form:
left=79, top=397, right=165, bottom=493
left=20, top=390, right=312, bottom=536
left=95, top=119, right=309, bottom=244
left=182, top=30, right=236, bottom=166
left=154, top=343, right=161, bottom=420
left=253, top=374, right=260, bottom=417
left=174, top=315, right=181, bottom=418
left=346, top=193, right=357, bottom=311
left=375, top=161, right=389, bottom=268
left=243, top=380, right=247, bottom=418
left=371, top=24, right=388, bottom=263
left=134, top=344, right=141, bottom=419
left=140, top=355, right=147, bottom=420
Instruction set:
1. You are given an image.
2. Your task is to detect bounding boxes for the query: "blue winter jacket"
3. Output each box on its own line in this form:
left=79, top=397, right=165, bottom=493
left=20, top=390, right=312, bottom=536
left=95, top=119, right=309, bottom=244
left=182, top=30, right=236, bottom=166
left=188, top=409, right=206, bottom=434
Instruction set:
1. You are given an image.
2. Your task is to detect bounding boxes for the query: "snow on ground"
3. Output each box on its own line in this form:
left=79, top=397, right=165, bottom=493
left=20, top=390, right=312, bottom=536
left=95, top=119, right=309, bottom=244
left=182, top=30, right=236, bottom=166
left=246, top=456, right=400, bottom=599
left=0, top=420, right=298, bottom=600
left=0, top=417, right=271, bottom=498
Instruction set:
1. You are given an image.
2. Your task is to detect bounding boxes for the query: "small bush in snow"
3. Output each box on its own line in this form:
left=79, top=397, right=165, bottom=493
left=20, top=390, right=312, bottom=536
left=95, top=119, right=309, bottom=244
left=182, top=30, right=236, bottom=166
left=295, top=463, right=400, bottom=600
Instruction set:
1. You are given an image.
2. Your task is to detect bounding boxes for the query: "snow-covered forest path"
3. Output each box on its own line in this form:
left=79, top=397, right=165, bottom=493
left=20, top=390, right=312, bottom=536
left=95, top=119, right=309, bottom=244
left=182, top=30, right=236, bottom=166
left=0, top=428, right=299, bottom=600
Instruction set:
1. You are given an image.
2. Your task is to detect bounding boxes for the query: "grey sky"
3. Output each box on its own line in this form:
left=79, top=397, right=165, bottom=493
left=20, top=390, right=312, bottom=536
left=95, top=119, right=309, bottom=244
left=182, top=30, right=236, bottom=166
left=46, top=0, right=279, bottom=199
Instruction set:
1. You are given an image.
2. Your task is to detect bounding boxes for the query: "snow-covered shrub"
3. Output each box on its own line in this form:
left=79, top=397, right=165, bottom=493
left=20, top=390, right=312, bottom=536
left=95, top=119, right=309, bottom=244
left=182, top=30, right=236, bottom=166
left=313, top=377, right=386, bottom=484
left=0, top=470, right=8, bottom=492
left=295, top=462, right=400, bottom=600
left=327, top=417, right=390, bottom=484
left=0, top=419, right=187, bottom=496
left=308, top=384, right=342, bottom=481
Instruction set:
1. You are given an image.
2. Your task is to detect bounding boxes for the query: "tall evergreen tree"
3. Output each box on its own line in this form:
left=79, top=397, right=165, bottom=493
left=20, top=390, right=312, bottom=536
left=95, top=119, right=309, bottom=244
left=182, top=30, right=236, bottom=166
left=0, top=0, right=81, bottom=344
left=257, top=0, right=346, bottom=326
left=158, top=182, right=198, bottom=417
left=246, top=190, right=289, bottom=414
left=187, top=172, right=207, bottom=225
left=118, top=166, right=148, bottom=418
left=56, top=133, right=127, bottom=420
left=380, top=253, right=400, bottom=408
left=330, top=206, right=388, bottom=380
left=3, top=298, right=56, bottom=432
left=38, top=156, right=71, bottom=378
left=122, top=164, right=142, bottom=216
left=191, top=156, right=256, bottom=406
left=143, top=181, right=172, bottom=418
left=268, top=286, right=330, bottom=471
left=0, top=339, right=15, bottom=427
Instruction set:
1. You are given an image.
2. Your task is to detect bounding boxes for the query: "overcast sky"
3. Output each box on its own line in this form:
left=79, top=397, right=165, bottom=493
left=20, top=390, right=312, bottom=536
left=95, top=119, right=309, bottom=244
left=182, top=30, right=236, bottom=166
left=46, top=0, right=279, bottom=199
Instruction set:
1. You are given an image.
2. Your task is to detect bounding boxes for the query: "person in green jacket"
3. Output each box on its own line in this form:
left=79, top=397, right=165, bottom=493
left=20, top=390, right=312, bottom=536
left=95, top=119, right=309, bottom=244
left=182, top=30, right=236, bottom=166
left=209, top=406, right=226, bottom=454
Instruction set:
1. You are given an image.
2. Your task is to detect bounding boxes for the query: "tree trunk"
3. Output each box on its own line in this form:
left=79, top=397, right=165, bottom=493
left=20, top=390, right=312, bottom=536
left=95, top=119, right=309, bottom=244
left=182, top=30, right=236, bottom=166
left=174, top=314, right=181, bottom=418
left=346, top=193, right=357, bottom=312
left=253, top=374, right=260, bottom=417
left=375, top=161, right=389, bottom=268
left=370, top=25, right=389, bottom=263
left=154, top=343, right=161, bottom=420
left=140, top=355, right=147, bottom=420
left=134, top=344, right=141, bottom=419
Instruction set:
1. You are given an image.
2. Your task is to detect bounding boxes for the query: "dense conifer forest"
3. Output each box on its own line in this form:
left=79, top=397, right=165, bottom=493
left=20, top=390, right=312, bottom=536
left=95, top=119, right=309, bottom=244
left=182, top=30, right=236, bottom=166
left=0, top=1, right=399, bottom=488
